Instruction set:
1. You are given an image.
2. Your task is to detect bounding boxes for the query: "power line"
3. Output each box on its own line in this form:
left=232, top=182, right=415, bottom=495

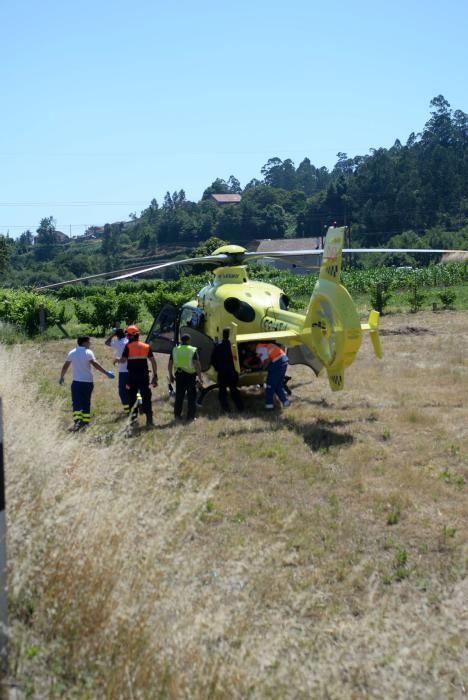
left=0, top=202, right=148, bottom=207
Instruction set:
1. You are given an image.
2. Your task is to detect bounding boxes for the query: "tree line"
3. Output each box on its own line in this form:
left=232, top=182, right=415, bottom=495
left=1, top=95, right=467, bottom=287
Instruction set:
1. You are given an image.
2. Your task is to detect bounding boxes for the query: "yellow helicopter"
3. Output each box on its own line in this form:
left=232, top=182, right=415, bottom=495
left=110, top=226, right=380, bottom=393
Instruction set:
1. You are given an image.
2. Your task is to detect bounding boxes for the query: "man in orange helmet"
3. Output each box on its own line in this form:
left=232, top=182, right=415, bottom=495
left=120, top=325, right=158, bottom=427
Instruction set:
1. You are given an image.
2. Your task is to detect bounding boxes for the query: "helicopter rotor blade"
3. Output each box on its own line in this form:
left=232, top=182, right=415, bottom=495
left=244, top=250, right=322, bottom=261
left=109, top=254, right=230, bottom=280
left=258, top=255, right=322, bottom=270
left=34, top=254, right=230, bottom=290
left=245, top=247, right=467, bottom=259
left=342, top=248, right=468, bottom=254
left=34, top=264, right=158, bottom=291
left=244, top=247, right=468, bottom=268
left=244, top=250, right=323, bottom=269
left=34, top=244, right=468, bottom=291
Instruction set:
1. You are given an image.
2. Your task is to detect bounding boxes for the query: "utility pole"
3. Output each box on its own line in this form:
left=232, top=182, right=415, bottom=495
left=39, top=306, right=46, bottom=334
left=0, top=399, right=8, bottom=676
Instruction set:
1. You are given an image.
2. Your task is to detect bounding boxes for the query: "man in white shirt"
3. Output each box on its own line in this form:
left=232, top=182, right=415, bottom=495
left=105, top=327, right=130, bottom=415
left=59, top=335, right=114, bottom=430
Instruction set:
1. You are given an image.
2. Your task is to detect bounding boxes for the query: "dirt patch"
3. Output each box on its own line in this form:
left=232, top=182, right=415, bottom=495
left=380, top=325, right=434, bottom=336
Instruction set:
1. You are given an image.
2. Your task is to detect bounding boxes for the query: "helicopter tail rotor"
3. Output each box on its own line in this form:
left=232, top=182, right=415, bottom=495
left=300, top=226, right=363, bottom=390
left=302, top=286, right=362, bottom=390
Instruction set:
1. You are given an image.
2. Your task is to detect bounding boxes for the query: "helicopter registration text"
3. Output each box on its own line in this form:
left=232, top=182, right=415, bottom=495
left=262, top=318, right=288, bottom=332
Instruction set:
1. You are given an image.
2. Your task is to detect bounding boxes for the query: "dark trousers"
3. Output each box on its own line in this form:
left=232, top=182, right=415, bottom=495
left=218, top=371, right=244, bottom=412
left=71, top=381, right=94, bottom=424
left=174, top=371, right=197, bottom=420
left=118, top=371, right=130, bottom=413
left=266, top=359, right=288, bottom=406
left=127, top=374, right=153, bottom=423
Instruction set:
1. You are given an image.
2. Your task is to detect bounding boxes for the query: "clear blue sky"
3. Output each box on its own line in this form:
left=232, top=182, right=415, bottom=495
left=1, top=0, right=467, bottom=237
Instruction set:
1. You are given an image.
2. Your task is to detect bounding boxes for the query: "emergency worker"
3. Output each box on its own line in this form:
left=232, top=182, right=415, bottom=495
left=211, top=327, right=243, bottom=413
left=256, top=342, right=291, bottom=409
left=59, top=335, right=115, bottom=430
left=168, top=333, right=203, bottom=421
left=105, top=327, right=129, bottom=414
left=121, top=325, right=158, bottom=427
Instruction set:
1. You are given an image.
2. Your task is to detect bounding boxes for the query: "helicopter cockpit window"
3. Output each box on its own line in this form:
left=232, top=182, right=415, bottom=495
left=146, top=303, right=177, bottom=355
left=154, top=305, right=176, bottom=335
left=279, top=294, right=289, bottom=310
left=180, top=305, right=204, bottom=329
left=224, top=297, right=255, bottom=323
left=190, top=307, right=205, bottom=328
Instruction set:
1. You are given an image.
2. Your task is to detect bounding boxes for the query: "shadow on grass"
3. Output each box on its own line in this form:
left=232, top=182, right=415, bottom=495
left=215, top=409, right=354, bottom=453
left=289, top=418, right=354, bottom=451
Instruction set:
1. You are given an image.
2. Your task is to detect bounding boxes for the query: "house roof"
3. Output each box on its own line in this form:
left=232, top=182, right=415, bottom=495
left=54, top=230, right=69, bottom=241
left=34, top=230, right=69, bottom=242
left=210, top=193, right=242, bottom=204
left=256, top=237, right=321, bottom=253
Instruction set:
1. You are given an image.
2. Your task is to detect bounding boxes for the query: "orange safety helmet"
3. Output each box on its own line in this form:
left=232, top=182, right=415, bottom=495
left=126, top=324, right=140, bottom=335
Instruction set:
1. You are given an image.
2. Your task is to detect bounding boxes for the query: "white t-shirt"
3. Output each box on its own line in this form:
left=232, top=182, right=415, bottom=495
left=67, top=346, right=96, bottom=383
left=111, top=337, right=128, bottom=372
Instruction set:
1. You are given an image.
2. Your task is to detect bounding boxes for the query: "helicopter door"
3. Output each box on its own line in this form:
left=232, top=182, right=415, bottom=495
left=146, top=303, right=178, bottom=354
left=179, top=326, right=214, bottom=372
left=287, top=344, right=323, bottom=376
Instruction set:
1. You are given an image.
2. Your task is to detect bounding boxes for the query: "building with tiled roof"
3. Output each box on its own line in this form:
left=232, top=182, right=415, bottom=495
left=210, top=193, right=242, bottom=205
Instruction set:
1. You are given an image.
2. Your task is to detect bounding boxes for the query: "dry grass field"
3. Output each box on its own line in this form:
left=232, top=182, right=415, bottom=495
left=1, top=310, right=467, bottom=698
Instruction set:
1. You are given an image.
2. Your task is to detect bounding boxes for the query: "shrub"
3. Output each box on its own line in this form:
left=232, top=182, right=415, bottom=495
left=115, top=294, right=141, bottom=326
left=0, top=290, right=69, bottom=336
left=408, top=283, right=426, bottom=313
left=438, top=288, right=456, bottom=309
left=368, top=282, right=392, bottom=314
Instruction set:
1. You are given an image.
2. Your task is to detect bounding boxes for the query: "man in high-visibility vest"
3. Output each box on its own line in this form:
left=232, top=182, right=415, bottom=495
left=168, top=333, right=203, bottom=421
left=256, top=342, right=291, bottom=410
left=120, top=325, right=158, bottom=427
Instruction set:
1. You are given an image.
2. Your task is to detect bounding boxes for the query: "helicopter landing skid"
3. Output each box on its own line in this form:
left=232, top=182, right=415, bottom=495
left=196, top=383, right=219, bottom=407
left=196, top=376, right=292, bottom=407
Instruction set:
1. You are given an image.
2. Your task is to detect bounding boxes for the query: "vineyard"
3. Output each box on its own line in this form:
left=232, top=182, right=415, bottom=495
left=0, top=262, right=467, bottom=338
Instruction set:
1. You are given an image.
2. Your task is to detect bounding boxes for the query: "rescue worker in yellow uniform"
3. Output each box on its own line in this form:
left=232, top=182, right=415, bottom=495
left=256, top=342, right=291, bottom=410
left=168, top=333, right=203, bottom=421
left=121, top=325, right=158, bottom=427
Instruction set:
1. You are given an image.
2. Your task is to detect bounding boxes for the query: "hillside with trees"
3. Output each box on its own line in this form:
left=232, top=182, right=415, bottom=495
left=1, top=95, right=467, bottom=287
